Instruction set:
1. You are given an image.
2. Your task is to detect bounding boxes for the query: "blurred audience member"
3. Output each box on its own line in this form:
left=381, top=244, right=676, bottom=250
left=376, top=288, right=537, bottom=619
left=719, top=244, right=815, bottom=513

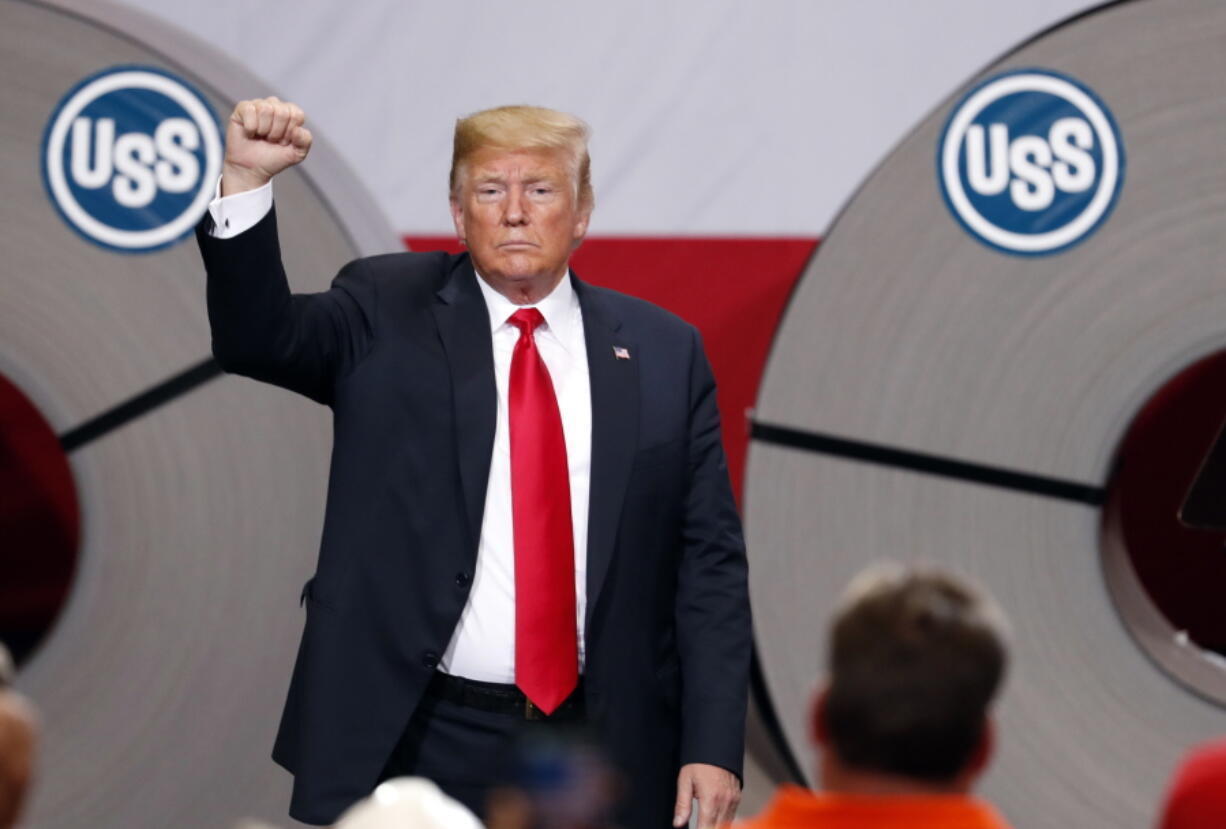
left=0, top=643, right=37, bottom=829
left=335, top=776, right=483, bottom=829
left=738, top=563, right=1013, bottom=829
left=486, top=726, right=622, bottom=829
left=1158, top=738, right=1226, bottom=829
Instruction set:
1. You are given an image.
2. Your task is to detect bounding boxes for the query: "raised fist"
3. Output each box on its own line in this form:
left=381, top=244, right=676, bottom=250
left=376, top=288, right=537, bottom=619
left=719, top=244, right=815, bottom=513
left=221, top=96, right=312, bottom=196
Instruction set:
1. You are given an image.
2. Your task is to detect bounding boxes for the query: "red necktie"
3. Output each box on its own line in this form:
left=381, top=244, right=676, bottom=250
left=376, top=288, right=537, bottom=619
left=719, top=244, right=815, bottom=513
left=508, top=308, right=578, bottom=714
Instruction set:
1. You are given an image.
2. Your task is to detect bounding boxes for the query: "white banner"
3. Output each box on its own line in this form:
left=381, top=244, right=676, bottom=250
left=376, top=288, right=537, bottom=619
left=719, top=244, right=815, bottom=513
left=114, top=0, right=1098, bottom=236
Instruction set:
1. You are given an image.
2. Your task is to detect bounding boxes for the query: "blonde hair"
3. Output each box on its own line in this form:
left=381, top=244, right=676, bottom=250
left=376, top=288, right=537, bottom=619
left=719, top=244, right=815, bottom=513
left=450, top=105, right=593, bottom=211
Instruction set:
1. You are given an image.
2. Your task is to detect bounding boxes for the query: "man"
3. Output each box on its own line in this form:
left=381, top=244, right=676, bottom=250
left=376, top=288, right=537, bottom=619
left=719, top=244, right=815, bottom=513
left=738, top=563, right=1013, bottom=829
left=197, top=98, right=750, bottom=828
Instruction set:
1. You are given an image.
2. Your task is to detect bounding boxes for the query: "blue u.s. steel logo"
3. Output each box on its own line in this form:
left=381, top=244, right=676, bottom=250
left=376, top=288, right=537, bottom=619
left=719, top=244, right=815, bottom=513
left=938, top=68, right=1125, bottom=256
left=41, top=66, right=222, bottom=253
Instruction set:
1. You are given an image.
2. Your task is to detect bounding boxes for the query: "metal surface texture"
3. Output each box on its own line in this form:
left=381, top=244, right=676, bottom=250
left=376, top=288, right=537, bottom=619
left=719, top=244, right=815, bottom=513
left=746, top=1, right=1226, bottom=826
left=1, top=2, right=394, bottom=825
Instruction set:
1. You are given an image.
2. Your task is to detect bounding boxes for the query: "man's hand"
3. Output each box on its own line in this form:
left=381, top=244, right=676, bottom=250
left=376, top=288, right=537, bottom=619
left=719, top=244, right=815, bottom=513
left=221, top=97, right=312, bottom=196
left=674, top=763, right=740, bottom=829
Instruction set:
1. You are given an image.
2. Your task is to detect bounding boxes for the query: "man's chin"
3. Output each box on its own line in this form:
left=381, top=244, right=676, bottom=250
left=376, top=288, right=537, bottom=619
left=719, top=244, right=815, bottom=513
left=477, top=256, right=565, bottom=287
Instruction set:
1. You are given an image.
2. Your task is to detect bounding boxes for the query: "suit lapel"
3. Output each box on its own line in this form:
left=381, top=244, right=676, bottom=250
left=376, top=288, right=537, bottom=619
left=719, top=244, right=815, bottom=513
left=432, top=258, right=497, bottom=561
left=575, top=276, right=639, bottom=632
left=430, top=266, right=638, bottom=621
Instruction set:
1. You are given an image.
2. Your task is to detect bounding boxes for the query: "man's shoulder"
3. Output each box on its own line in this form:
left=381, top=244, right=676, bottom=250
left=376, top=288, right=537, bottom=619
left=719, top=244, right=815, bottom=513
left=357, top=248, right=464, bottom=278
left=579, top=281, right=698, bottom=341
left=349, top=249, right=470, bottom=299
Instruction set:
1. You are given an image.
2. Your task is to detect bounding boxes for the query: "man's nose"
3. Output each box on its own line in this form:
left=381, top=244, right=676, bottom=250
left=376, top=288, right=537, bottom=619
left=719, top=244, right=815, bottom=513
left=503, top=187, right=528, bottom=225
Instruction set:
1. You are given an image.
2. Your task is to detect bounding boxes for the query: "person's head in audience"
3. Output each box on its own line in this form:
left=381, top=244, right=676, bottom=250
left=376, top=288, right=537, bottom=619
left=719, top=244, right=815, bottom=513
left=485, top=725, right=621, bottom=829
left=1158, top=737, right=1226, bottom=829
left=334, top=776, right=482, bottom=829
left=812, top=563, right=1009, bottom=795
left=0, top=643, right=38, bottom=829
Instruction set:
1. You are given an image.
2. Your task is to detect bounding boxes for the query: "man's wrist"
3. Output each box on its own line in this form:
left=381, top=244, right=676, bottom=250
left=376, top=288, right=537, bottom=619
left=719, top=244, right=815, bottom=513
left=208, top=175, right=273, bottom=239
left=220, top=162, right=271, bottom=197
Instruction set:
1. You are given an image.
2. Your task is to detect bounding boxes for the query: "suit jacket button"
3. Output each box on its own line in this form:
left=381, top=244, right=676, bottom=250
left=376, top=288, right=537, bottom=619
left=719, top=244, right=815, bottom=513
left=455, top=571, right=470, bottom=587
left=422, top=651, right=439, bottom=669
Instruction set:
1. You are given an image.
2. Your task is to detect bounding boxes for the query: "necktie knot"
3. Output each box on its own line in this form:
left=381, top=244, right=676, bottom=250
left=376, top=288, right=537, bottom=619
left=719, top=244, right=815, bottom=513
left=509, top=307, right=545, bottom=336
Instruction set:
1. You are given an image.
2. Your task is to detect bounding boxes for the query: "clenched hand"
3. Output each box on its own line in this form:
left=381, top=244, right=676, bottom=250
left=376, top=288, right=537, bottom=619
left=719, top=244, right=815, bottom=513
left=221, top=96, right=312, bottom=196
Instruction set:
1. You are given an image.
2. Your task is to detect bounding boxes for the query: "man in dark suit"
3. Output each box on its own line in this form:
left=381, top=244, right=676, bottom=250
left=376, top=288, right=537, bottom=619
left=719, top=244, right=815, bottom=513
left=197, top=98, right=751, bottom=829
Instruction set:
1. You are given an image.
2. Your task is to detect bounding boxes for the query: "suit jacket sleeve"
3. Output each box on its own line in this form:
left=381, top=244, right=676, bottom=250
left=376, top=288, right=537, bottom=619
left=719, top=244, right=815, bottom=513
left=197, top=205, right=377, bottom=405
left=676, top=326, right=752, bottom=777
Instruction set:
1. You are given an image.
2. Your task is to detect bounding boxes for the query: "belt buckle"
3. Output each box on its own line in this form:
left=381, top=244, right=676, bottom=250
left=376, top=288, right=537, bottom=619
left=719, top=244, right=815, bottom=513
left=524, top=698, right=544, bottom=721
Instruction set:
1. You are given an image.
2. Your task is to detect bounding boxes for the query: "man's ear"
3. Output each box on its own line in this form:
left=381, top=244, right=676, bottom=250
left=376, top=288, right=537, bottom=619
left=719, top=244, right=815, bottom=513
left=810, top=687, right=831, bottom=749
left=964, top=715, right=995, bottom=779
left=571, top=207, right=591, bottom=248
left=449, top=196, right=466, bottom=244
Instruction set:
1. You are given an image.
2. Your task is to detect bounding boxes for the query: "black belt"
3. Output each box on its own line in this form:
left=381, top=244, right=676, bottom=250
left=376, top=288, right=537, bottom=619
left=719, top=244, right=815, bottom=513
left=426, top=671, right=586, bottom=721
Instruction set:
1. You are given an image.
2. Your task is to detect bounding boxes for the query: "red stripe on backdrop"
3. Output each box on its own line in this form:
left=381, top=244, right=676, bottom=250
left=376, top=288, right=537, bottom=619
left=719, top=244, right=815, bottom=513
left=0, top=373, right=79, bottom=664
left=403, top=235, right=819, bottom=502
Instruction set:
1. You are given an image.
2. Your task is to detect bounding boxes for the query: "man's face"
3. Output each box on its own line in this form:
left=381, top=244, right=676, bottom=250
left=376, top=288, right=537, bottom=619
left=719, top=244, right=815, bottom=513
left=450, top=147, right=590, bottom=292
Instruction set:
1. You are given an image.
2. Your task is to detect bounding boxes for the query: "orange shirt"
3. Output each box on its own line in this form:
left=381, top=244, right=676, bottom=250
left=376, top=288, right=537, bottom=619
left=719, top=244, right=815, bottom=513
left=736, top=785, right=1014, bottom=829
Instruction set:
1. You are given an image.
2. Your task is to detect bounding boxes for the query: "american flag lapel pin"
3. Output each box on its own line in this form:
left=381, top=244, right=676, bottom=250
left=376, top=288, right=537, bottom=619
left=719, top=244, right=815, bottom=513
left=613, top=346, right=631, bottom=360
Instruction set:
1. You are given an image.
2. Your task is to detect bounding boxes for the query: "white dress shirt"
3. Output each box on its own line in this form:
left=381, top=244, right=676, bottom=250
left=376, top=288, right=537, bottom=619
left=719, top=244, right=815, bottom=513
left=208, top=182, right=592, bottom=684
left=448, top=273, right=591, bottom=681
left=207, top=177, right=271, bottom=238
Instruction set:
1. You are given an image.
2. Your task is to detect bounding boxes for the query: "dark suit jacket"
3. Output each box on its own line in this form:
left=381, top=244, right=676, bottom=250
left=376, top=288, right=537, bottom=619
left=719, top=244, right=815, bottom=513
left=197, top=207, right=751, bottom=827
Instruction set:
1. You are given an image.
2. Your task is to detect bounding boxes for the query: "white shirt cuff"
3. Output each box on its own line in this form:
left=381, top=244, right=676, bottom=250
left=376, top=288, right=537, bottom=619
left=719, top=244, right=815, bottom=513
left=207, top=176, right=273, bottom=239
